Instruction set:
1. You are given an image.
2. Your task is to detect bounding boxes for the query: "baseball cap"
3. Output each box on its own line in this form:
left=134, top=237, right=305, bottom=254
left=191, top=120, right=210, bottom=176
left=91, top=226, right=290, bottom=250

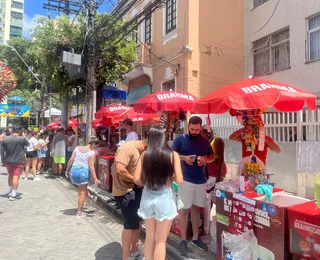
left=121, top=118, right=133, bottom=126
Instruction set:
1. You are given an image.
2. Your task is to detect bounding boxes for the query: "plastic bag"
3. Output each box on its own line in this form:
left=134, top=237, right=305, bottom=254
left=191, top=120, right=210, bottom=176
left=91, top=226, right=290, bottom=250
left=223, top=230, right=258, bottom=260
left=210, top=204, right=217, bottom=254
left=215, top=179, right=240, bottom=193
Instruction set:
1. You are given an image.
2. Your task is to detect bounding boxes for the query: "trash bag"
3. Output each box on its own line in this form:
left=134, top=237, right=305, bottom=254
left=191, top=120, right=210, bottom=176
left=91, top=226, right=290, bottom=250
left=223, top=230, right=258, bottom=260
left=210, top=203, right=217, bottom=254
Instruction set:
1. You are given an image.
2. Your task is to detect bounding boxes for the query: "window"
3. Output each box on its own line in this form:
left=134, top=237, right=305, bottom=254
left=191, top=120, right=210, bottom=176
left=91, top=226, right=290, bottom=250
left=131, top=20, right=138, bottom=44
left=12, top=1, right=23, bottom=9
left=307, top=13, right=320, bottom=61
left=253, top=0, right=268, bottom=8
left=11, top=11, right=23, bottom=20
left=253, top=28, right=290, bottom=76
left=144, top=15, right=152, bottom=43
left=162, top=79, right=175, bottom=91
left=10, top=25, right=22, bottom=34
left=166, top=0, right=177, bottom=34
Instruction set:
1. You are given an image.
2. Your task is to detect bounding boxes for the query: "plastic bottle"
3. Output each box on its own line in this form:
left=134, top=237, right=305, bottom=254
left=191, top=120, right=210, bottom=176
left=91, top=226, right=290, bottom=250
left=240, top=174, right=245, bottom=193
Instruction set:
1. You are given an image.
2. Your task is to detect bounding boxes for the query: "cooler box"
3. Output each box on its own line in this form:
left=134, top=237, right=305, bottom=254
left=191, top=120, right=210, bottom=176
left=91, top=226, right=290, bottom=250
left=253, top=193, right=309, bottom=260
left=97, top=156, right=114, bottom=193
left=288, top=201, right=320, bottom=259
left=215, top=188, right=308, bottom=260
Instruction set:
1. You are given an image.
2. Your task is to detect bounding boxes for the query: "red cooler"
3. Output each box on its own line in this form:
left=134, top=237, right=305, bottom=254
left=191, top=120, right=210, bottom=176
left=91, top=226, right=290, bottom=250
left=288, top=201, right=320, bottom=260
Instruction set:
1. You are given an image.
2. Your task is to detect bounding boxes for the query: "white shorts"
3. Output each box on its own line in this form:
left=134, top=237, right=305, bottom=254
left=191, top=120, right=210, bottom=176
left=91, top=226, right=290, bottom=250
left=178, top=181, right=206, bottom=209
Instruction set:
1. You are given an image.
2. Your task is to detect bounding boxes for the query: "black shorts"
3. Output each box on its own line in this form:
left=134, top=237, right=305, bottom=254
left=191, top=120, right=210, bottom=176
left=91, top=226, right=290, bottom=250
left=26, top=151, right=38, bottom=159
left=114, top=186, right=143, bottom=230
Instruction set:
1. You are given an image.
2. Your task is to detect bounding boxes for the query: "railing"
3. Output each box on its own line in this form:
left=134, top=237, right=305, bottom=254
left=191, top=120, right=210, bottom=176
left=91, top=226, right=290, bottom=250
left=211, top=108, right=320, bottom=142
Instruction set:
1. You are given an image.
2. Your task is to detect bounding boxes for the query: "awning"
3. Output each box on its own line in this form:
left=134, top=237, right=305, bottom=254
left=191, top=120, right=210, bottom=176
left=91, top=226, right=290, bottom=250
left=122, top=64, right=153, bottom=86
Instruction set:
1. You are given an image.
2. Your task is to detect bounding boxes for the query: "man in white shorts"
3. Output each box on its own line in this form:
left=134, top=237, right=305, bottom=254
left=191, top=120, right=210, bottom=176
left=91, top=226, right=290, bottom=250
left=172, top=116, right=214, bottom=256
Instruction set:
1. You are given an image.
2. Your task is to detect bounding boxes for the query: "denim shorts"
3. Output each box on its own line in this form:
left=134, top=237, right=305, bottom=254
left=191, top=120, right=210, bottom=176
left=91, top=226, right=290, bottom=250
left=70, top=167, right=90, bottom=185
left=138, top=186, right=178, bottom=221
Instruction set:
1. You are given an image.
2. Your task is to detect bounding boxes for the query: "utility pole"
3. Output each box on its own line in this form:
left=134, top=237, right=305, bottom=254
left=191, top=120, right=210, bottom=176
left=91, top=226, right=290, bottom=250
left=43, top=0, right=81, bottom=129
left=85, top=0, right=97, bottom=141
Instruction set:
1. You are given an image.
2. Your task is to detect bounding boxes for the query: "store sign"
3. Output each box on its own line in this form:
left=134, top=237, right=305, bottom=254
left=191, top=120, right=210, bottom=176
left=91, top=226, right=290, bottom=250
left=0, top=104, right=30, bottom=117
left=127, top=85, right=151, bottom=105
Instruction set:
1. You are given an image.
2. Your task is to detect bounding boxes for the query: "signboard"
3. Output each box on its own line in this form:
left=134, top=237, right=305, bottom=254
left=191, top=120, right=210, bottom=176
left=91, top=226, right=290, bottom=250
left=0, top=104, right=30, bottom=117
left=126, top=85, right=151, bottom=105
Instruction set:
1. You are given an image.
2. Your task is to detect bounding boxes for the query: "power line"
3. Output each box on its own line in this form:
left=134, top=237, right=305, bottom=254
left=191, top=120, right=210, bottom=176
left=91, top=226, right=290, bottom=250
left=136, top=36, right=179, bottom=72
left=255, top=0, right=281, bottom=33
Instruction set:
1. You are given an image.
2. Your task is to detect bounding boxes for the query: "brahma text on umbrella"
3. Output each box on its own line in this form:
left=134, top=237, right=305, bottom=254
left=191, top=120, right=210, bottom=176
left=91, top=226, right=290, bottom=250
left=156, top=92, right=195, bottom=101
left=242, top=84, right=298, bottom=94
left=110, top=106, right=129, bottom=112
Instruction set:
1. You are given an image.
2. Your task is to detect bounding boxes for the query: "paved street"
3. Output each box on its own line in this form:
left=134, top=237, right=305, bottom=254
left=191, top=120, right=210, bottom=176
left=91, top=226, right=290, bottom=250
left=0, top=166, right=127, bottom=260
left=0, top=166, right=210, bottom=260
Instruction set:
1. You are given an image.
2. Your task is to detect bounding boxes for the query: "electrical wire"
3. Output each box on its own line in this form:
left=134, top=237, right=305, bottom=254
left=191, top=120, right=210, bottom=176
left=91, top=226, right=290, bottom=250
left=255, top=0, right=281, bottom=33
left=136, top=36, right=179, bottom=71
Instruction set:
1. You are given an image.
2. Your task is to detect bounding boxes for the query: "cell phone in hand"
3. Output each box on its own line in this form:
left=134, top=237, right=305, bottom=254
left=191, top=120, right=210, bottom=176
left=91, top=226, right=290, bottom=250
left=190, top=155, right=196, bottom=161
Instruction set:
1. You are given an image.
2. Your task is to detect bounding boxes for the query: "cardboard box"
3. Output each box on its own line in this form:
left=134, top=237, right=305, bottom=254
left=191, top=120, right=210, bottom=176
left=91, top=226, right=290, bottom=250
left=288, top=201, right=320, bottom=259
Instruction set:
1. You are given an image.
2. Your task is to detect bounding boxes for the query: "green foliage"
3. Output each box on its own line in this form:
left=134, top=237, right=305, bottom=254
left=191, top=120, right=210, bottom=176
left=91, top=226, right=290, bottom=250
left=0, top=12, right=136, bottom=106
left=0, top=37, right=38, bottom=90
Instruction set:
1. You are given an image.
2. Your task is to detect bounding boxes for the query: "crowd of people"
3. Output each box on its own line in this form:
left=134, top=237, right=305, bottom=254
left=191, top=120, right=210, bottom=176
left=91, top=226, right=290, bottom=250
left=0, top=115, right=281, bottom=260
left=0, top=127, right=81, bottom=200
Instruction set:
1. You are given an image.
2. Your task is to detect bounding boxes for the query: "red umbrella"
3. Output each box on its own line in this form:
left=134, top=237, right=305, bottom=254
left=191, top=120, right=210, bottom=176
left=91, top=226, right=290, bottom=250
left=114, top=108, right=160, bottom=125
left=92, top=118, right=120, bottom=128
left=95, top=105, right=131, bottom=119
left=194, top=78, right=316, bottom=114
left=133, top=91, right=198, bottom=113
left=47, top=122, right=60, bottom=130
left=68, top=119, right=79, bottom=128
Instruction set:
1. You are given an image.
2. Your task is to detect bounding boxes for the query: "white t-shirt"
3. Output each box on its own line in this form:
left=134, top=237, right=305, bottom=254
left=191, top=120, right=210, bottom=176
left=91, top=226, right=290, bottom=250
left=126, top=131, right=139, bottom=141
left=67, top=134, right=78, bottom=152
left=27, top=137, right=38, bottom=152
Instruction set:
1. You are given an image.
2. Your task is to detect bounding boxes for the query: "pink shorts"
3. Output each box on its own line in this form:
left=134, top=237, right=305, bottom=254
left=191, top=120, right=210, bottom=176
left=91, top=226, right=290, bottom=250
left=6, top=164, right=24, bottom=176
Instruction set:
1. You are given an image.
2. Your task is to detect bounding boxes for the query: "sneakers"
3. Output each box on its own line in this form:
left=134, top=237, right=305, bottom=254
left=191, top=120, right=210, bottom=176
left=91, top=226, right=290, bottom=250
left=24, top=176, right=28, bottom=180
left=191, top=238, right=208, bottom=251
left=33, top=177, right=42, bottom=181
left=129, top=250, right=144, bottom=260
left=9, top=194, right=20, bottom=201
left=179, top=240, right=188, bottom=256
left=7, top=192, right=12, bottom=198
left=76, top=212, right=87, bottom=218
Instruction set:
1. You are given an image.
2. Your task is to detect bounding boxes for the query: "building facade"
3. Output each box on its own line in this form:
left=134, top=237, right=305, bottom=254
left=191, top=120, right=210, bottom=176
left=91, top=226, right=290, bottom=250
left=0, top=0, right=24, bottom=45
left=244, top=0, right=320, bottom=94
left=122, top=0, right=244, bottom=103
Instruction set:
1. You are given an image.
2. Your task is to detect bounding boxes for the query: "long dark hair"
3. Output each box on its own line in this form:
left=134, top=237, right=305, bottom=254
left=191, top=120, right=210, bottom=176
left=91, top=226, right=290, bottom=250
left=143, top=126, right=174, bottom=190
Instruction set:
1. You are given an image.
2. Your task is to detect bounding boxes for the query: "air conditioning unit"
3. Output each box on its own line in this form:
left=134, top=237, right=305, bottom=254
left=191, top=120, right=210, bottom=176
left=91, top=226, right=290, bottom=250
left=61, top=51, right=82, bottom=67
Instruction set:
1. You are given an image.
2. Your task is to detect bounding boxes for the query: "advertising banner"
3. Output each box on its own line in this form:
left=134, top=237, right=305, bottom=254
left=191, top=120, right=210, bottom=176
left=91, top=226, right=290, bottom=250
left=0, top=104, right=30, bottom=117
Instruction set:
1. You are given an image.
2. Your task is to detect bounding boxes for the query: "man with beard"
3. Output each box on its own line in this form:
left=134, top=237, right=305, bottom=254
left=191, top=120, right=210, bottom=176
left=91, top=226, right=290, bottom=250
left=172, top=116, right=214, bottom=256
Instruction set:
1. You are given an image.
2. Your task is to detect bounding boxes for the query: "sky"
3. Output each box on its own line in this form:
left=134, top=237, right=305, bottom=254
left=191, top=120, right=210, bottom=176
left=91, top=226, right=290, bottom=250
left=23, top=0, right=116, bottom=37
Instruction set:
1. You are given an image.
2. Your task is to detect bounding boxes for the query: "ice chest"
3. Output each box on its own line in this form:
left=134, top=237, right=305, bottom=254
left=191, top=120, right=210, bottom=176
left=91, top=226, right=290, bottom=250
left=287, top=201, right=320, bottom=259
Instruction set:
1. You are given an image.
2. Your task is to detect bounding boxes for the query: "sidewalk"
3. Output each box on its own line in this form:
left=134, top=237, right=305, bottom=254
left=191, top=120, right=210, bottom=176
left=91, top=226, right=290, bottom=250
left=88, top=185, right=215, bottom=260
left=0, top=166, right=126, bottom=260
left=0, top=166, right=213, bottom=260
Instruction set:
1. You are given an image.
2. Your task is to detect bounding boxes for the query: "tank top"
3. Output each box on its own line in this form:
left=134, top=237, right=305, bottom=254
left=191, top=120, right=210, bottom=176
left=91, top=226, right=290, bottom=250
left=73, top=146, right=95, bottom=168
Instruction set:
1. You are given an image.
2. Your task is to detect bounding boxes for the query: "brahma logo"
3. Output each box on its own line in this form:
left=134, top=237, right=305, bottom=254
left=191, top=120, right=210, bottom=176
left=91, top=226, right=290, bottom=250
left=109, top=106, right=129, bottom=112
left=242, top=84, right=298, bottom=94
left=157, top=92, right=195, bottom=101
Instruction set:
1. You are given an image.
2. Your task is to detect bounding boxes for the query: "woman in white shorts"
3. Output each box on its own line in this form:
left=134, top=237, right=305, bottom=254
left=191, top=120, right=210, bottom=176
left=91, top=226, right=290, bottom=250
left=134, top=126, right=183, bottom=260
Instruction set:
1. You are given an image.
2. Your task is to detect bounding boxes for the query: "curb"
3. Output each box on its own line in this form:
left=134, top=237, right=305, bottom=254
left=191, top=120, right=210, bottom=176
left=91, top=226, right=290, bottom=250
left=87, top=186, right=211, bottom=260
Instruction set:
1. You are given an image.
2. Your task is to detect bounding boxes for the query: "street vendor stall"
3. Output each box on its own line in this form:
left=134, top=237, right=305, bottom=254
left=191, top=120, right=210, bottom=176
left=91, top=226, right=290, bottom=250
left=193, top=77, right=317, bottom=259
